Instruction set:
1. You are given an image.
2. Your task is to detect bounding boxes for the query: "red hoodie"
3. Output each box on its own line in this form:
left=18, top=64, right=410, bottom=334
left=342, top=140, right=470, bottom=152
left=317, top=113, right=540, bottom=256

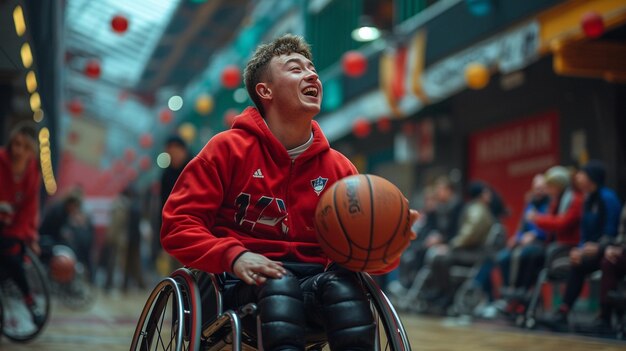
left=162, top=107, right=370, bottom=274
left=0, top=147, right=40, bottom=242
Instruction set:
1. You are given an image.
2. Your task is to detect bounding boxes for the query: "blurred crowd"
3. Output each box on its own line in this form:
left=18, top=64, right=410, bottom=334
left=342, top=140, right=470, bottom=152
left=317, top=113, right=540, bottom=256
left=384, top=160, right=625, bottom=337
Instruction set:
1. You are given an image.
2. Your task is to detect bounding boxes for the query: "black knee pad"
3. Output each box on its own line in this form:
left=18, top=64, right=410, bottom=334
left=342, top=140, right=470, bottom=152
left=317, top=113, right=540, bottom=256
left=258, top=274, right=306, bottom=351
left=314, top=271, right=375, bottom=350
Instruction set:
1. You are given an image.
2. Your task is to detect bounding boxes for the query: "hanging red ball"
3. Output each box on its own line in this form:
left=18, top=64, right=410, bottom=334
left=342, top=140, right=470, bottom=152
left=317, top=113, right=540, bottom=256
left=67, top=99, right=83, bottom=116
left=139, top=133, right=153, bottom=149
left=159, top=108, right=173, bottom=124
left=352, top=118, right=371, bottom=138
left=342, top=51, right=367, bottom=78
left=581, top=12, right=604, bottom=38
left=111, top=15, right=129, bottom=34
left=85, top=60, right=101, bottom=79
left=221, top=65, right=241, bottom=89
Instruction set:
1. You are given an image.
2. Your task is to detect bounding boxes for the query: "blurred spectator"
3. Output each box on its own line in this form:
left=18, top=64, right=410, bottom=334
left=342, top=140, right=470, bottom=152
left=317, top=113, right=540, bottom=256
left=498, top=174, right=550, bottom=299
left=426, top=181, right=496, bottom=310
left=123, top=185, right=146, bottom=292
left=591, top=203, right=626, bottom=334
left=540, top=161, right=620, bottom=330
left=153, top=136, right=191, bottom=271
left=387, top=186, right=438, bottom=296
left=102, top=188, right=131, bottom=291
left=0, top=122, right=44, bottom=325
left=40, top=188, right=95, bottom=282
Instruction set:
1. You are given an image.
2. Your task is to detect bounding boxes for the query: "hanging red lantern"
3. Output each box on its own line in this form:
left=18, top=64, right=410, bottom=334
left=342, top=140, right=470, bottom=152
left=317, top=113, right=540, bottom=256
left=352, top=118, right=371, bottom=138
left=124, top=148, right=136, bottom=162
left=377, top=116, right=392, bottom=133
left=84, top=59, right=101, bottom=79
left=224, top=109, right=239, bottom=128
left=111, top=14, right=129, bottom=34
left=342, top=51, right=367, bottom=78
left=139, top=133, right=153, bottom=149
left=159, top=108, right=173, bottom=124
left=139, top=156, right=151, bottom=171
left=581, top=12, right=604, bottom=38
left=221, top=65, right=241, bottom=89
left=67, top=99, right=83, bottom=117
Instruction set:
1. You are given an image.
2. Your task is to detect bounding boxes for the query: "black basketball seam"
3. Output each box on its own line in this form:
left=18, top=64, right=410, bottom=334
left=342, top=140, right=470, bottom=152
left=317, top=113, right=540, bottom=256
left=361, top=175, right=375, bottom=271
left=383, top=191, right=407, bottom=264
left=331, top=179, right=353, bottom=264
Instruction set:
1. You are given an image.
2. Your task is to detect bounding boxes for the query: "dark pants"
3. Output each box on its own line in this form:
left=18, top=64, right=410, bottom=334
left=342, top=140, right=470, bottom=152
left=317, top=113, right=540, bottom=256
left=222, top=264, right=375, bottom=351
left=562, top=251, right=603, bottom=310
left=497, top=244, right=545, bottom=289
left=600, top=252, right=626, bottom=320
left=0, top=237, right=31, bottom=299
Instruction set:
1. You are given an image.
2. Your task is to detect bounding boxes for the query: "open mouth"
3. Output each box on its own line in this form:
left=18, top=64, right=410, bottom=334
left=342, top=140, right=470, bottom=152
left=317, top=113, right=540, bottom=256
left=302, top=86, right=318, bottom=97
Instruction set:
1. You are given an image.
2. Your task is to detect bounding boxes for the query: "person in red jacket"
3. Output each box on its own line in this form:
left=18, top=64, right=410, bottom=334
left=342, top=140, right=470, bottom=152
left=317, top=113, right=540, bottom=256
left=161, top=34, right=418, bottom=350
left=0, top=122, right=44, bottom=325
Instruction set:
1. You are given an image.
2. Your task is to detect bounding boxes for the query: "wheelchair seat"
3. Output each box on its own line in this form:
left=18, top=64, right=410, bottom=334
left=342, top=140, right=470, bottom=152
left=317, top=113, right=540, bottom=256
left=131, top=267, right=412, bottom=351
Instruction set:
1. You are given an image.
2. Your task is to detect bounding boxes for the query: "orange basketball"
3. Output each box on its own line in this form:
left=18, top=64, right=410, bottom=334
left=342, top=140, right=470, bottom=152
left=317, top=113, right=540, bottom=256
left=314, top=174, right=412, bottom=272
left=50, top=252, right=76, bottom=283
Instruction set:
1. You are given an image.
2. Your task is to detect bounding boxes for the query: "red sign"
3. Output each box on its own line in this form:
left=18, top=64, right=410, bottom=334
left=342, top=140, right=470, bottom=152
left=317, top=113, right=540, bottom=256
left=468, top=110, right=559, bottom=237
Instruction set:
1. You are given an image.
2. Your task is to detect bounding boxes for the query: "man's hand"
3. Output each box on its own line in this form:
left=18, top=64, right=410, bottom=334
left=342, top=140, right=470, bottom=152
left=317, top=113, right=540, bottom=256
left=582, top=242, right=599, bottom=257
left=408, top=209, right=420, bottom=240
left=232, top=252, right=287, bottom=285
left=28, top=240, right=41, bottom=256
left=569, top=247, right=582, bottom=265
left=605, top=245, right=623, bottom=264
left=520, top=232, right=536, bottom=246
left=425, top=233, right=443, bottom=248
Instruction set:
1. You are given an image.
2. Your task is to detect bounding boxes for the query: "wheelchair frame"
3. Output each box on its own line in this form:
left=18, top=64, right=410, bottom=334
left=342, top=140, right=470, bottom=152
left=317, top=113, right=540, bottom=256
left=0, top=246, right=51, bottom=342
left=131, top=267, right=412, bottom=351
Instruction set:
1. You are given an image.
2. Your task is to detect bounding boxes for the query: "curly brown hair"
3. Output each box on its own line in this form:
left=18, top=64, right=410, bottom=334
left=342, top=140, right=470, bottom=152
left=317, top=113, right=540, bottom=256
left=244, top=34, right=312, bottom=116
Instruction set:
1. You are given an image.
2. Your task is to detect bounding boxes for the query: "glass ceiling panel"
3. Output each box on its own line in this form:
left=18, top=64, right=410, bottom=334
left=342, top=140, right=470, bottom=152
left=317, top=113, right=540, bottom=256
left=64, top=0, right=181, bottom=88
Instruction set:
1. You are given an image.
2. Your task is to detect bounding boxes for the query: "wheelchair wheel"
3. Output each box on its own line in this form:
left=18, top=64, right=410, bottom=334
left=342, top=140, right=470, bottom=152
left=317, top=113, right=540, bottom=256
left=1, top=247, right=51, bottom=342
left=360, top=273, right=412, bottom=351
left=130, top=269, right=201, bottom=351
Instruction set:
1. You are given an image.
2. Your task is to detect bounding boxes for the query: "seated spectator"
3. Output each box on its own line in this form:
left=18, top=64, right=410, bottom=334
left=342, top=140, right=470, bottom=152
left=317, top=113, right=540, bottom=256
left=539, top=161, right=620, bottom=331
left=426, top=181, right=496, bottom=311
left=497, top=174, right=550, bottom=304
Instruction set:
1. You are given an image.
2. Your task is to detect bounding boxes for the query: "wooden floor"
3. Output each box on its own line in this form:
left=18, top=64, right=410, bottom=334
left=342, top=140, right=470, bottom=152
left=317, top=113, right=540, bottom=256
left=2, top=288, right=625, bottom=351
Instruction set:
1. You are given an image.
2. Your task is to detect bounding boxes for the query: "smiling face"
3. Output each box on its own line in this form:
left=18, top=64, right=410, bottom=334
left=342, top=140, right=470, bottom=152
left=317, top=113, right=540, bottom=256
left=260, top=53, right=322, bottom=119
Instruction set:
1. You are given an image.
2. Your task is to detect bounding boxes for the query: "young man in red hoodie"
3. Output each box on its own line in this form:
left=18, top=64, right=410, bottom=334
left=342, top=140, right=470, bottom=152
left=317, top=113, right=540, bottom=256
left=161, top=34, right=418, bottom=350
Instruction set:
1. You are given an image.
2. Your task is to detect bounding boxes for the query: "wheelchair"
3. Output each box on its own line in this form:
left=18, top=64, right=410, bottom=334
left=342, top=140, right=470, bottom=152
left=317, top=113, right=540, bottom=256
left=520, top=243, right=573, bottom=329
left=397, top=223, right=506, bottom=316
left=130, top=267, right=412, bottom=350
left=0, top=246, right=51, bottom=342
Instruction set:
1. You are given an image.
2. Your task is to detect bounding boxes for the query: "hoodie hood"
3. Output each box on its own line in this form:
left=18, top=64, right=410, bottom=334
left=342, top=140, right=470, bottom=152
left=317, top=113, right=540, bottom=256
left=231, top=107, right=330, bottom=165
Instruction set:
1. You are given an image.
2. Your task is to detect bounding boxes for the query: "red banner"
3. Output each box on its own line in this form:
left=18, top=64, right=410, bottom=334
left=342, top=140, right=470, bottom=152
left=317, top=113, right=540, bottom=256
left=468, top=110, right=560, bottom=237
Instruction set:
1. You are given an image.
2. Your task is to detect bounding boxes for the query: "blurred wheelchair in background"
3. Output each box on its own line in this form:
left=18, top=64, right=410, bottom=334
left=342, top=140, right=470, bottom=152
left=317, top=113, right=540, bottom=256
left=0, top=245, right=51, bottom=343
left=130, top=267, right=412, bottom=351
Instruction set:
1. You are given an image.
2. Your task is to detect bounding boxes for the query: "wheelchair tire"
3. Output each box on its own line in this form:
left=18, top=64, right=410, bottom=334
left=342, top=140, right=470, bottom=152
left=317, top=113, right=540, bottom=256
left=359, top=273, right=412, bottom=351
left=130, top=275, right=200, bottom=351
left=1, top=247, right=51, bottom=342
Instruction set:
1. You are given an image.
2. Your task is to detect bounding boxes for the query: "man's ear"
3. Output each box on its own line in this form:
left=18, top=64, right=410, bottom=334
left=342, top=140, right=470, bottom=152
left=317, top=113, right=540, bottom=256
left=256, top=83, right=272, bottom=101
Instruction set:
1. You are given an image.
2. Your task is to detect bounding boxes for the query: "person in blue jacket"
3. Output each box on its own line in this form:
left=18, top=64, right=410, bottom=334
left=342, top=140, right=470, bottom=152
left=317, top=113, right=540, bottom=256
left=546, top=159, right=621, bottom=331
